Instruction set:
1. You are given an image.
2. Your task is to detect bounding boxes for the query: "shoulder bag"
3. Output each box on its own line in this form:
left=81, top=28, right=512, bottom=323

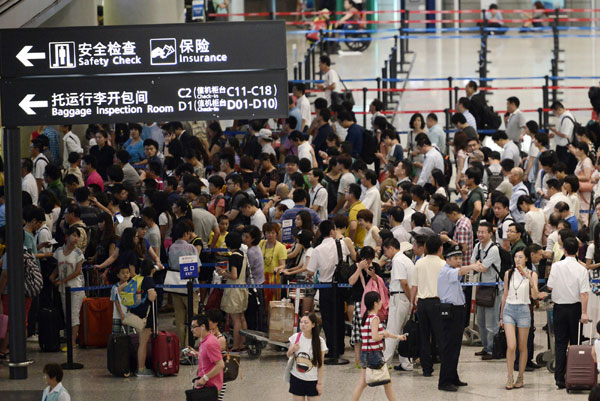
left=474, top=243, right=497, bottom=308
left=223, top=350, right=240, bottom=382
left=284, top=333, right=302, bottom=383
left=220, top=252, right=249, bottom=314
left=330, top=73, right=355, bottom=107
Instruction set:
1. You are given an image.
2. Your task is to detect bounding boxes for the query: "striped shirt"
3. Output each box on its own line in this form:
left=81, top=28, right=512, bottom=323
left=361, top=314, right=384, bottom=352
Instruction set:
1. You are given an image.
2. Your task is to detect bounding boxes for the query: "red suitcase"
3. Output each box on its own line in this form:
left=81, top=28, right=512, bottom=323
left=151, top=331, right=180, bottom=376
left=565, top=323, right=597, bottom=392
left=79, top=297, right=113, bottom=348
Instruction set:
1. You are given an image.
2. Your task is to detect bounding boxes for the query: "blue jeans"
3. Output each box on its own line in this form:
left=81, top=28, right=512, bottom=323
left=476, top=292, right=501, bottom=353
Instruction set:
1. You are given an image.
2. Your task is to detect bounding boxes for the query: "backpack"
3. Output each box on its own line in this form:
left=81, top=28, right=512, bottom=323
left=71, top=222, right=98, bottom=261
left=23, top=248, right=43, bottom=297
left=485, top=166, right=503, bottom=192
left=478, top=242, right=511, bottom=282
left=322, top=175, right=340, bottom=213
left=562, top=115, right=582, bottom=145
left=482, top=106, right=502, bottom=130
left=119, top=275, right=146, bottom=308
left=435, top=147, right=453, bottom=185
left=360, top=129, right=378, bottom=165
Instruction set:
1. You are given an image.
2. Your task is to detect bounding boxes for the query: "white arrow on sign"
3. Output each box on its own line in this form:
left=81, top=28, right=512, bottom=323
left=19, top=94, right=48, bottom=115
left=16, top=46, right=46, bottom=67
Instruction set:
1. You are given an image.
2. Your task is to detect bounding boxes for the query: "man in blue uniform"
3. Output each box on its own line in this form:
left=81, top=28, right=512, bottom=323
left=437, top=244, right=484, bottom=392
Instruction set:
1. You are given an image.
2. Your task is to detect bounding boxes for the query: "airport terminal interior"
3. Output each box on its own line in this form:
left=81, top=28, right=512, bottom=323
left=2, top=0, right=600, bottom=400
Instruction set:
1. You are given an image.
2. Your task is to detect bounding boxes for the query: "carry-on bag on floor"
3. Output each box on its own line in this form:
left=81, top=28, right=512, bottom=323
left=185, top=378, right=219, bottom=401
left=79, top=297, right=113, bottom=347
left=149, top=300, right=180, bottom=376
left=565, top=322, right=597, bottom=392
left=107, top=334, right=132, bottom=377
left=38, top=303, right=61, bottom=352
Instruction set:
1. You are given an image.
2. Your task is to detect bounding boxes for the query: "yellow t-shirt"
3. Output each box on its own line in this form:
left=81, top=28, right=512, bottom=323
left=209, top=231, right=227, bottom=250
left=259, top=240, right=287, bottom=274
left=346, top=200, right=367, bottom=248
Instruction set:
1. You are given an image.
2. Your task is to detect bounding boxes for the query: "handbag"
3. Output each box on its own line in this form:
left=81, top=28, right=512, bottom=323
left=185, top=384, right=218, bottom=401
left=164, top=270, right=189, bottom=295
left=366, top=363, right=391, bottom=387
left=222, top=352, right=240, bottom=382
left=220, top=252, right=249, bottom=314
left=123, top=303, right=151, bottom=333
left=334, top=239, right=352, bottom=284
left=475, top=284, right=497, bottom=308
left=492, top=328, right=507, bottom=359
left=330, top=73, right=355, bottom=107
left=284, top=333, right=302, bottom=383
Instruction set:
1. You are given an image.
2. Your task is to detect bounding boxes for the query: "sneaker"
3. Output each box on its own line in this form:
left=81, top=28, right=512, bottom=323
left=400, top=363, right=413, bottom=371
left=27, top=334, right=39, bottom=343
left=136, top=368, right=154, bottom=377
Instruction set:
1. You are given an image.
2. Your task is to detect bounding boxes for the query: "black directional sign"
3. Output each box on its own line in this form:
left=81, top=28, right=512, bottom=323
left=0, top=21, right=286, bottom=78
left=0, top=70, right=288, bottom=126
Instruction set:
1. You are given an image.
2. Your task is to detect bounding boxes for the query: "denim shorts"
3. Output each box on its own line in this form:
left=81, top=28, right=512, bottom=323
left=502, top=303, right=531, bottom=328
left=360, top=350, right=384, bottom=369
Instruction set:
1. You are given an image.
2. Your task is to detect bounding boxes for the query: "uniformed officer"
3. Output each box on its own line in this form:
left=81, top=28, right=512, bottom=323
left=437, top=244, right=484, bottom=392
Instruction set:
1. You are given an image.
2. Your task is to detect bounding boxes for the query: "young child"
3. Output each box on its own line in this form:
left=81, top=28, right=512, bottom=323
left=50, top=227, right=84, bottom=351
left=42, top=363, right=71, bottom=401
left=209, top=215, right=229, bottom=250
left=110, top=266, right=133, bottom=335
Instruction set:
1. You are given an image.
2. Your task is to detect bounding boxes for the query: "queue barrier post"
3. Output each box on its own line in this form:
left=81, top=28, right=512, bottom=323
left=542, top=80, right=549, bottom=128
left=61, top=287, right=83, bottom=370
left=362, top=87, right=368, bottom=127
left=447, top=77, right=453, bottom=112
left=444, top=108, right=451, bottom=156
left=399, top=13, right=406, bottom=73
left=376, top=77, right=382, bottom=102
left=304, top=52, right=310, bottom=87
left=382, top=61, right=388, bottom=110
left=453, top=86, right=459, bottom=107
left=478, top=9, right=488, bottom=99
left=311, top=45, right=316, bottom=81
left=187, top=280, right=195, bottom=347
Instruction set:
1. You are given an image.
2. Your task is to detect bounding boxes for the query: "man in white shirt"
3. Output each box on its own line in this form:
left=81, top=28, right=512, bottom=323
left=59, top=125, right=83, bottom=170
left=416, top=136, right=445, bottom=186
left=307, top=220, right=349, bottom=358
left=293, top=83, right=311, bottom=131
left=549, top=101, right=576, bottom=174
left=410, top=236, right=446, bottom=376
left=308, top=168, right=328, bottom=222
left=21, top=158, right=38, bottom=205
left=543, top=178, right=572, bottom=220
left=31, top=139, right=49, bottom=195
left=289, top=131, right=317, bottom=168
left=390, top=207, right=412, bottom=243
left=360, top=170, right=382, bottom=227
left=316, top=55, right=341, bottom=106
left=332, top=154, right=355, bottom=215
left=240, top=198, right=267, bottom=230
left=399, top=192, right=415, bottom=233
left=492, top=130, right=521, bottom=166
left=494, top=195, right=513, bottom=250
left=457, top=97, right=477, bottom=131
left=383, top=238, right=415, bottom=370
left=509, top=168, right=529, bottom=224
left=504, top=97, right=527, bottom=144
left=547, top=237, right=590, bottom=389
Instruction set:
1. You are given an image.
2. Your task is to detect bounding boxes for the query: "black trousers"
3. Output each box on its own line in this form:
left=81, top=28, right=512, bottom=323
left=245, top=289, right=267, bottom=332
left=439, top=306, right=465, bottom=388
left=462, top=287, right=472, bottom=328
left=417, top=298, right=442, bottom=374
left=554, top=302, right=582, bottom=384
left=320, top=285, right=345, bottom=356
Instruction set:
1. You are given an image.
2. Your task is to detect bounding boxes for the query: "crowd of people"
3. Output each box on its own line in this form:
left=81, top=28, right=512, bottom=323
left=2, top=50, right=600, bottom=399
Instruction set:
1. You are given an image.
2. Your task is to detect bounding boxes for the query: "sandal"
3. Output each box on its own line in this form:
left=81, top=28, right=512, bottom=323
left=514, top=376, right=524, bottom=389
left=505, top=375, right=514, bottom=390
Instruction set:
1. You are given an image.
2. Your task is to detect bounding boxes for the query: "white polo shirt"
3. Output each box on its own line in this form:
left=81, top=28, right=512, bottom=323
left=548, top=256, right=590, bottom=304
left=389, top=250, right=414, bottom=294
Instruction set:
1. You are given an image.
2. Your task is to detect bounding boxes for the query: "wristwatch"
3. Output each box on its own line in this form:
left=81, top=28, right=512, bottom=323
left=202, top=374, right=209, bottom=382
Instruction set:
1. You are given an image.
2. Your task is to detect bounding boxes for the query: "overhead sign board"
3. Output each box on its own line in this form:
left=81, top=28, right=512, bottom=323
left=0, top=21, right=286, bottom=78
left=0, top=70, right=288, bottom=126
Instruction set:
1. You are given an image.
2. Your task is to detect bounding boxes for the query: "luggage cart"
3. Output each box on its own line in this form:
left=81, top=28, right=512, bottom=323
left=535, top=306, right=556, bottom=373
left=463, top=273, right=482, bottom=346
left=240, top=286, right=303, bottom=359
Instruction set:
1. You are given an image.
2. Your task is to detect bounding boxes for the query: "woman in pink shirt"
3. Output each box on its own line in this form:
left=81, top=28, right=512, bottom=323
left=82, top=155, right=104, bottom=191
left=187, top=314, right=225, bottom=395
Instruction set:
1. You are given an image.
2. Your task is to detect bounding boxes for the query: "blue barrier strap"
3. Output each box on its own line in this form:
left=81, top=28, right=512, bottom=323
left=323, top=36, right=396, bottom=42
left=71, top=285, right=112, bottom=292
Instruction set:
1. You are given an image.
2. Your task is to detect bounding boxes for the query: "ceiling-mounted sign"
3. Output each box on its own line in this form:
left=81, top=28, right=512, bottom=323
left=0, top=21, right=286, bottom=78
left=0, top=70, right=288, bottom=126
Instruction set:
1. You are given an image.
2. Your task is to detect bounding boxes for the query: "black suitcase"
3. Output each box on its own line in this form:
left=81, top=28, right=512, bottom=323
left=38, top=306, right=61, bottom=352
left=107, top=334, right=132, bottom=377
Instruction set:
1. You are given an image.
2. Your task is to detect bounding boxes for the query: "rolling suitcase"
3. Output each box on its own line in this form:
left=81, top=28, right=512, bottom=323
left=151, top=330, right=180, bottom=376
left=149, top=297, right=180, bottom=377
left=38, top=305, right=61, bottom=352
left=565, top=322, right=597, bottom=392
left=107, top=334, right=132, bottom=377
left=79, top=297, right=113, bottom=347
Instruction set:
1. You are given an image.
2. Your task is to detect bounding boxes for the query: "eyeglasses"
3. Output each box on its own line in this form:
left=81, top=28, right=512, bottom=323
left=191, top=324, right=199, bottom=329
